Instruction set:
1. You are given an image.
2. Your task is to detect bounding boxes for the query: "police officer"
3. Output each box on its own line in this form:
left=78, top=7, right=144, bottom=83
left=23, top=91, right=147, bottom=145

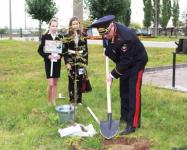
left=91, top=15, right=148, bottom=135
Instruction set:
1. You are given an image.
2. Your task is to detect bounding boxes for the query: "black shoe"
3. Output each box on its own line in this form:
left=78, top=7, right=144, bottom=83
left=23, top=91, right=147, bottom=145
left=120, top=126, right=135, bottom=135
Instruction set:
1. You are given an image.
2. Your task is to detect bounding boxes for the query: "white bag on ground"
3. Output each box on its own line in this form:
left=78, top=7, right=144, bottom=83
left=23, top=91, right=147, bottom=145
left=58, top=123, right=97, bottom=137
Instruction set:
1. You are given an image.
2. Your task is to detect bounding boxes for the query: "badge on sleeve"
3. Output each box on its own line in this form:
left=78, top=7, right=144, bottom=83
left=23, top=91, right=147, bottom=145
left=121, top=44, right=127, bottom=52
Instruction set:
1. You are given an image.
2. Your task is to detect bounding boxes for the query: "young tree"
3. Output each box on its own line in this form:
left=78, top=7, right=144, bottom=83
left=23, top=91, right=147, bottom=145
left=143, top=0, right=152, bottom=31
left=25, top=0, right=58, bottom=38
left=84, top=0, right=131, bottom=26
left=160, top=0, right=171, bottom=35
left=172, top=0, right=179, bottom=27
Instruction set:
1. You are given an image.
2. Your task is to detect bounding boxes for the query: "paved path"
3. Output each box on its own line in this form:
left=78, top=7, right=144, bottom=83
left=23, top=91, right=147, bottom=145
left=142, top=41, right=176, bottom=48
left=143, top=65, right=187, bottom=92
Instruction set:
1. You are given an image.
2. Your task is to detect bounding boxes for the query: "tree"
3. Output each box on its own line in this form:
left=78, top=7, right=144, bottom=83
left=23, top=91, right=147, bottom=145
left=129, top=22, right=142, bottom=30
left=143, top=0, right=152, bottom=31
left=181, top=10, right=187, bottom=36
left=152, top=0, right=160, bottom=36
left=124, top=7, right=131, bottom=26
left=25, top=0, right=58, bottom=38
left=84, top=0, right=131, bottom=26
left=160, top=0, right=171, bottom=35
left=0, top=28, right=6, bottom=38
left=172, top=0, right=179, bottom=27
left=117, top=0, right=131, bottom=26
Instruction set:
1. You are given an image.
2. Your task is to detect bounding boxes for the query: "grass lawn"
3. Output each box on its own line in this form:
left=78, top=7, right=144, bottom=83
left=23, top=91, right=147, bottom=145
left=139, top=36, right=185, bottom=42
left=0, top=40, right=187, bottom=150
left=146, top=47, right=187, bottom=67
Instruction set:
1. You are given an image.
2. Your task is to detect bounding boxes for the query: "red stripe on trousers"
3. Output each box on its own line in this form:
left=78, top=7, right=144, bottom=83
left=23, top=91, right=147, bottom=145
left=133, top=69, right=143, bottom=128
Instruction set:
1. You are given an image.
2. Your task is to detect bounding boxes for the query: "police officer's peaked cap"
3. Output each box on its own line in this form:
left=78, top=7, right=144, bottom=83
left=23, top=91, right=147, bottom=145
left=91, top=15, right=115, bottom=28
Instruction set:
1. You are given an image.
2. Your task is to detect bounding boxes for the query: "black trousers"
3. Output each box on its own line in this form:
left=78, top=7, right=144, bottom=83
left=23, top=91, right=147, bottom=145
left=120, top=66, right=144, bottom=128
left=68, top=66, right=83, bottom=103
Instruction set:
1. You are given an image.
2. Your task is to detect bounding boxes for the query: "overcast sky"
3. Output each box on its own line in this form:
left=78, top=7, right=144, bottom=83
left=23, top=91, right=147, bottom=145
left=0, top=0, right=186, bottom=29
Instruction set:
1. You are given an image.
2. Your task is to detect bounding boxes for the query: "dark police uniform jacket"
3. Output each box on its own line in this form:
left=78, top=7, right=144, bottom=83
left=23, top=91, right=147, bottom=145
left=104, top=23, right=148, bottom=78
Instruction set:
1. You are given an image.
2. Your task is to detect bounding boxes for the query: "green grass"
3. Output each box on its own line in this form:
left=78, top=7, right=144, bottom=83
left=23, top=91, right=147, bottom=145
left=0, top=40, right=187, bottom=150
left=146, top=47, right=187, bottom=67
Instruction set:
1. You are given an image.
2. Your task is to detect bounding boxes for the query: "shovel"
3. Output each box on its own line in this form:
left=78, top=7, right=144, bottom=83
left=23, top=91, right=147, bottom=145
left=50, top=53, right=59, bottom=77
left=100, top=56, right=119, bottom=139
left=50, top=60, right=54, bottom=77
left=82, top=103, right=100, bottom=125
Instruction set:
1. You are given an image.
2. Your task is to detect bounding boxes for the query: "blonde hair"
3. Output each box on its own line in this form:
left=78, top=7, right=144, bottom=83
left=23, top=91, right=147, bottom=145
left=44, top=17, right=58, bottom=34
left=49, top=17, right=58, bottom=26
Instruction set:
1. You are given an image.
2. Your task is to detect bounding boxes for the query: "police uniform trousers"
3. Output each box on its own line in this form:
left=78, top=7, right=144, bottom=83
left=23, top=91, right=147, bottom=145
left=120, top=65, right=144, bottom=128
left=68, top=65, right=83, bottom=103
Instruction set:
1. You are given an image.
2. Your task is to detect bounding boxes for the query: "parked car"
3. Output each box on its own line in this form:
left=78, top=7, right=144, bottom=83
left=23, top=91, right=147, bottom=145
left=136, top=29, right=151, bottom=36
left=86, top=28, right=102, bottom=40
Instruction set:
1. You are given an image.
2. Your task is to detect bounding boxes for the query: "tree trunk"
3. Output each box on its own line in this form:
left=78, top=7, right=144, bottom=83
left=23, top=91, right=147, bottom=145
left=39, top=20, right=42, bottom=40
left=165, top=28, right=167, bottom=36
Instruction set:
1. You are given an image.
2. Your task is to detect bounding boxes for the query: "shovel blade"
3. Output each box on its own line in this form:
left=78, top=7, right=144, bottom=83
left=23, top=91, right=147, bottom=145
left=100, top=120, right=119, bottom=139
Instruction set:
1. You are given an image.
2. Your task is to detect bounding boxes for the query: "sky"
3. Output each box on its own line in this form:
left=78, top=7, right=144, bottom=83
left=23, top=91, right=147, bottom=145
left=0, top=0, right=186, bottom=29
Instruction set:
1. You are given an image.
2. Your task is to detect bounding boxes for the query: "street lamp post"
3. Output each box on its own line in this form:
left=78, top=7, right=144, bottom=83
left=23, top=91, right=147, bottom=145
left=73, top=0, right=83, bottom=21
left=9, top=0, right=12, bottom=40
left=25, top=3, right=27, bottom=30
left=185, top=14, right=187, bottom=36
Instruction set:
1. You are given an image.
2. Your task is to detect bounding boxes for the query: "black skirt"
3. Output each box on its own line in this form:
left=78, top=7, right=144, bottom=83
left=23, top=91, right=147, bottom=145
left=44, top=60, right=61, bottom=78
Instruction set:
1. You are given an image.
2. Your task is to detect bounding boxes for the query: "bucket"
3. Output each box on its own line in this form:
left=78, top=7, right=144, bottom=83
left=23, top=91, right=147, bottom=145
left=55, top=104, right=75, bottom=124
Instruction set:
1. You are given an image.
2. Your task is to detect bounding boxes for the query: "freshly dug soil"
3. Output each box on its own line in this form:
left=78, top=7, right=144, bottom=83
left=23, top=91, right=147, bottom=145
left=101, top=137, right=151, bottom=150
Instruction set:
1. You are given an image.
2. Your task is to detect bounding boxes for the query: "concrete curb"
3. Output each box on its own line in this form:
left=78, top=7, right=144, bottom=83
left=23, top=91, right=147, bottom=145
left=145, top=63, right=187, bottom=72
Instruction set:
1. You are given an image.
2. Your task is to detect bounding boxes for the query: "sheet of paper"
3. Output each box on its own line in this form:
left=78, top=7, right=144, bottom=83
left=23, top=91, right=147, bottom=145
left=44, top=40, right=62, bottom=54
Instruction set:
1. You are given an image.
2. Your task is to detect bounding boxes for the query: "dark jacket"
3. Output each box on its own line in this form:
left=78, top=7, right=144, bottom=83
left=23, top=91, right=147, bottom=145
left=63, top=33, right=88, bottom=67
left=104, top=23, right=148, bottom=78
left=38, top=33, right=63, bottom=62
